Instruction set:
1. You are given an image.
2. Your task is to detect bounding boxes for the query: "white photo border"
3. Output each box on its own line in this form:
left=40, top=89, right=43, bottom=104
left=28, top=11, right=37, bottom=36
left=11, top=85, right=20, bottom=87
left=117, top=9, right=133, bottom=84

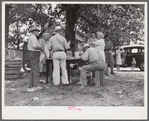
left=2, top=1, right=148, bottom=120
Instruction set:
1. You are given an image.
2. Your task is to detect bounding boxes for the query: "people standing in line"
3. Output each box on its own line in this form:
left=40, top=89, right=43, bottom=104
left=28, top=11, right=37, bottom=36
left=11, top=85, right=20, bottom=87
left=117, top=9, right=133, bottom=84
left=77, top=44, right=106, bottom=89
left=104, top=35, right=115, bottom=75
left=47, top=26, right=70, bottom=86
left=116, top=46, right=122, bottom=71
left=27, top=26, right=43, bottom=92
left=89, top=32, right=105, bottom=62
left=39, top=33, right=50, bottom=83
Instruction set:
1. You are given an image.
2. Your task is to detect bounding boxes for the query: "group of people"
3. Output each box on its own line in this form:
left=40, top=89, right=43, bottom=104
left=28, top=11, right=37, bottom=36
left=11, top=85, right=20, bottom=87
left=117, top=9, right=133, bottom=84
left=87, top=31, right=115, bottom=75
left=27, top=25, right=71, bottom=92
left=26, top=25, right=116, bottom=92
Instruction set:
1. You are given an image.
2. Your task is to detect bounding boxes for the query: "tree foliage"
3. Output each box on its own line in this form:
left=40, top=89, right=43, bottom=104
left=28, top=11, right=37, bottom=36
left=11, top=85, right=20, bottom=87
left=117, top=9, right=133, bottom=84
left=7, top=4, right=55, bottom=49
left=6, top=3, right=145, bottom=50
left=54, top=4, right=144, bottom=48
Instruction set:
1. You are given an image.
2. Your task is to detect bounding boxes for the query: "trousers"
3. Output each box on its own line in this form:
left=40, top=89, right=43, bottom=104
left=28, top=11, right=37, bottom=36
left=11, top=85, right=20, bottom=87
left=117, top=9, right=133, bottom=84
left=28, top=51, right=40, bottom=88
left=105, top=51, right=114, bottom=74
left=52, top=51, right=69, bottom=86
left=79, top=61, right=106, bottom=86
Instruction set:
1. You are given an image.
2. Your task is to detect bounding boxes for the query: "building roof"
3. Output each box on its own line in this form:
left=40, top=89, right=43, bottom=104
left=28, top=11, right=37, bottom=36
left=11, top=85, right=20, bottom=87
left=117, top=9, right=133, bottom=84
left=120, top=45, right=144, bottom=49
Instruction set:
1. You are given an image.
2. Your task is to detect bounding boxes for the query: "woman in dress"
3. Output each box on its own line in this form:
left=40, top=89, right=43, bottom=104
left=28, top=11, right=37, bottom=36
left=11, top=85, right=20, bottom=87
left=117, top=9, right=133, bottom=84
left=116, top=46, right=122, bottom=71
left=90, top=32, right=105, bottom=62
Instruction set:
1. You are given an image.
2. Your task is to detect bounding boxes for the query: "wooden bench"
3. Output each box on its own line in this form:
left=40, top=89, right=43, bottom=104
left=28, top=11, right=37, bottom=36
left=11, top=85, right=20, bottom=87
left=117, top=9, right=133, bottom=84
left=5, top=60, right=22, bottom=79
left=94, top=70, right=105, bottom=87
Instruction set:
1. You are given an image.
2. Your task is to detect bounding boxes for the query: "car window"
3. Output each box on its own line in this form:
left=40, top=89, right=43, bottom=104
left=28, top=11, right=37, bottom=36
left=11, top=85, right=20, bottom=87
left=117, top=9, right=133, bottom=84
left=127, top=49, right=131, bottom=53
left=138, top=48, right=141, bottom=53
left=142, top=48, right=144, bottom=52
left=131, top=48, right=138, bottom=53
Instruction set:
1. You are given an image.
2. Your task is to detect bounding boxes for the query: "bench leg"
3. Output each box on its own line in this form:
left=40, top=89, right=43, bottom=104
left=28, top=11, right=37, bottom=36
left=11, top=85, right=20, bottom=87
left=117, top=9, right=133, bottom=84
left=46, top=62, right=49, bottom=84
left=100, top=71, right=104, bottom=86
left=95, top=71, right=104, bottom=87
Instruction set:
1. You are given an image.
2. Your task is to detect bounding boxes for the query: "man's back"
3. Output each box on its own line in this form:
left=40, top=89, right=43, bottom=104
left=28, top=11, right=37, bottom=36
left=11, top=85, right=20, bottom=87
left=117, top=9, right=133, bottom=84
left=48, top=33, right=69, bottom=51
left=82, top=48, right=102, bottom=62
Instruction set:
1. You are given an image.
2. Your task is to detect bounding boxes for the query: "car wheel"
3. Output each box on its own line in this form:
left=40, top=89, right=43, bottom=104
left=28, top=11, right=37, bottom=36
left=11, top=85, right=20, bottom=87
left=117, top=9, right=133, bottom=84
left=139, top=61, right=144, bottom=71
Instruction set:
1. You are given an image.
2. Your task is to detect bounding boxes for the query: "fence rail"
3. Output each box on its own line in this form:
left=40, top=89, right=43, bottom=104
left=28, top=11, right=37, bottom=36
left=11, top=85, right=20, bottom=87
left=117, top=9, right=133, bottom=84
left=6, top=49, right=23, bottom=58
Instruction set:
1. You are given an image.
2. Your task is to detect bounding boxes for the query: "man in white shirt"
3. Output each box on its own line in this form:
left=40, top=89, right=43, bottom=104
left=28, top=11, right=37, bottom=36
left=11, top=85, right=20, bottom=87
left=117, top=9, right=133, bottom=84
left=78, top=44, right=106, bottom=89
left=47, top=26, right=70, bottom=86
left=27, top=26, right=43, bottom=92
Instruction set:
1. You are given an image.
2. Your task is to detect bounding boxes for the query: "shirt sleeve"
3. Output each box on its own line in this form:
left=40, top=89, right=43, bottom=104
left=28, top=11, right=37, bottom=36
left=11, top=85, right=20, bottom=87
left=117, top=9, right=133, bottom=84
left=64, top=38, right=70, bottom=50
left=31, top=35, right=41, bottom=49
left=81, top=49, right=90, bottom=61
left=93, top=40, right=100, bottom=46
left=44, top=45, right=49, bottom=58
left=47, top=38, right=52, bottom=51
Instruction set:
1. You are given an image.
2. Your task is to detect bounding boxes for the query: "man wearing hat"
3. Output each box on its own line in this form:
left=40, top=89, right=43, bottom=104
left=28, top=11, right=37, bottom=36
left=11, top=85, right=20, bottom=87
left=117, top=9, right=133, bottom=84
left=77, top=43, right=106, bottom=89
left=47, top=26, right=70, bottom=86
left=27, top=26, right=43, bottom=92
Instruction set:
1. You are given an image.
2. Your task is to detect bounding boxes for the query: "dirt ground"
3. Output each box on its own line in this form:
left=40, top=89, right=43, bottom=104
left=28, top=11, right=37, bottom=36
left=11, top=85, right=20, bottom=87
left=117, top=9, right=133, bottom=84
left=5, top=68, right=144, bottom=106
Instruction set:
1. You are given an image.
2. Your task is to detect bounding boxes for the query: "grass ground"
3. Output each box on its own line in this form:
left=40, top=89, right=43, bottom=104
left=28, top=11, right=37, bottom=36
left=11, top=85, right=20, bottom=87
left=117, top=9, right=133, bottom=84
left=4, top=68, right=144, bottom=106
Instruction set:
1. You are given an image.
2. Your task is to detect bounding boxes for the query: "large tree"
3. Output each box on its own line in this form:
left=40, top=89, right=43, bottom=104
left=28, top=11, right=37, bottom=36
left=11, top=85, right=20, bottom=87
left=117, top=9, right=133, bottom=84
left=54, top=4, right=144, bottom=51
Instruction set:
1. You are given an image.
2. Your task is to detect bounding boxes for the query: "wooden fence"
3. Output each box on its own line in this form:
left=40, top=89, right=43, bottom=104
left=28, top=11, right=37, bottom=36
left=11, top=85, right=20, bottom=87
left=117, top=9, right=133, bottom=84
left=6, top=49, right=23, bottom=58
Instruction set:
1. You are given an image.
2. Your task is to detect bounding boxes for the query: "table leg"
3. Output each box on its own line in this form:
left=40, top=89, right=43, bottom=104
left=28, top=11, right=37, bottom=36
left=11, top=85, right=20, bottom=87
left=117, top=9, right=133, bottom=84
left=49, top=63, right=52, bottom=82
left=68, top=63, right=70, bottom=83
left=46, top=60, right=49, bottom=84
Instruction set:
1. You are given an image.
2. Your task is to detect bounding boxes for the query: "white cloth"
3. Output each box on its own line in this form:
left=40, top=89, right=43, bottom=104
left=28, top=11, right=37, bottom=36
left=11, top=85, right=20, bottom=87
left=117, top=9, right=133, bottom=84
left=116, top=49, right=122, bottom=65
left=93, top=39, right=105, bottom=62
left=52, top=51, right=69, bottom=86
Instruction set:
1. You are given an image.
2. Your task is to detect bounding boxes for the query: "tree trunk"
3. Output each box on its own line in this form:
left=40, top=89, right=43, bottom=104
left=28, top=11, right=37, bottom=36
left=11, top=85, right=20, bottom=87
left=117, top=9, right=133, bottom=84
left=65, top=5, right=78, bottom=57
left=5, top=5, right=10, bottom=49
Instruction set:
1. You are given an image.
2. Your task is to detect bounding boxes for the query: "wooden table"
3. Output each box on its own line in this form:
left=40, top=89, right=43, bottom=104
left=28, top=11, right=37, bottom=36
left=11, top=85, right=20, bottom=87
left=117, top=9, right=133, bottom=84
left=46, top=58, right=84, bottom=83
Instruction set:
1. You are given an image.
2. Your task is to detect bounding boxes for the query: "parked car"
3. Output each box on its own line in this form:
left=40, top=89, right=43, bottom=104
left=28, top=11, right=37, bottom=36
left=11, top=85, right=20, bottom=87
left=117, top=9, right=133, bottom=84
left=113, top=45, right=144, bottom=71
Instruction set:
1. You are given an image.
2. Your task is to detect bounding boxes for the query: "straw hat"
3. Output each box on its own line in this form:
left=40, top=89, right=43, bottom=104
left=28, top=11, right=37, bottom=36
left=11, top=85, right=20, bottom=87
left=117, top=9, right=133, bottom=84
left=29, top=26, right=40, bottom=32
left=55, top=26, right=62, bottom=31
left=83, top=43, right=90, bottom=49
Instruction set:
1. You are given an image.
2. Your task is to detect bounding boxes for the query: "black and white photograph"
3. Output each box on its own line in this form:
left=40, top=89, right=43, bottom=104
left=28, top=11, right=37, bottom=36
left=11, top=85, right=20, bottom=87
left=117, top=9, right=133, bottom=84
left=2, top=1, right=148, bottom=120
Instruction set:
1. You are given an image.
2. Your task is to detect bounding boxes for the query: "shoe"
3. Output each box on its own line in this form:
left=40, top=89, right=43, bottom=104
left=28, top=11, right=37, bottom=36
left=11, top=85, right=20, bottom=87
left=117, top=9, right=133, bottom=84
left=79, top=85, right=85, bottom=89
left=40, top=80, right=46, bottom=84
left=77, top=82, right=82, bottom=85
left=111, top=72, right=115, bottom=75
left=34, top=86, right=42, bottom=90
left=26, top=87, right=36, bottom=92
left=105, top=73, right=109, bottom=76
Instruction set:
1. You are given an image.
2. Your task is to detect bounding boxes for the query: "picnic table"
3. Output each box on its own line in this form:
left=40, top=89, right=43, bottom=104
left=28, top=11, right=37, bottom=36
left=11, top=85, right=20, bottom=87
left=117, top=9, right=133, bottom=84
left=46, top=58, right=84, bottom=83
